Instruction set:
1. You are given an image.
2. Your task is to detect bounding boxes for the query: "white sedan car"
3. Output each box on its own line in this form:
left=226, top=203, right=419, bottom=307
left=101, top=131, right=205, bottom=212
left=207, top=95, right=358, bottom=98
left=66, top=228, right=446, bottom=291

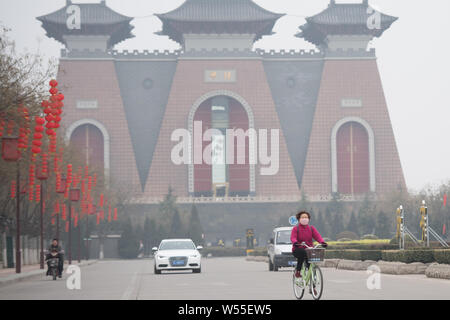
left=152, top=239, right=202, bottom=274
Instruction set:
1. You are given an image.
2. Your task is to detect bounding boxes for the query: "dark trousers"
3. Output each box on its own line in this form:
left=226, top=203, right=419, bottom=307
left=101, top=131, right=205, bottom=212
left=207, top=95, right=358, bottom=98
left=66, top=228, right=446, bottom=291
left=293, top=247, right=310, bottom=271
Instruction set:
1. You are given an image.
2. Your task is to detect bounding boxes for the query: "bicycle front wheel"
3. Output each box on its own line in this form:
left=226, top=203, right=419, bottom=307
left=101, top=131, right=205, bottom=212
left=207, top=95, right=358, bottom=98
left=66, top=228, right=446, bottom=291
left=292, top=272, right=305, bottom=300
left=311, top=265, right=324, bottom=300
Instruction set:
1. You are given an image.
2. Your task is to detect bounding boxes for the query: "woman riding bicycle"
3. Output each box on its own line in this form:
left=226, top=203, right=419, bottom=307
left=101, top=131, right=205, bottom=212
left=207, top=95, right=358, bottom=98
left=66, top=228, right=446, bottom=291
left=291, top=211, right=327, bottom=279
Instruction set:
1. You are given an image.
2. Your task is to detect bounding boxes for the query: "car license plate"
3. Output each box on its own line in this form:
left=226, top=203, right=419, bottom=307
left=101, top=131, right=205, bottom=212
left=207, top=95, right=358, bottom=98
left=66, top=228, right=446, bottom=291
left=173, top=260, right=184, bottom=266
left=288, top=261, right=297, bottom=266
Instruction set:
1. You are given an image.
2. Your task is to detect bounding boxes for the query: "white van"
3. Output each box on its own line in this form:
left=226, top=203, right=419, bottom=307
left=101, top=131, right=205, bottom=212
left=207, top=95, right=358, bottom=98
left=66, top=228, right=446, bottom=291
left=267, top=226, right=296, bottom=271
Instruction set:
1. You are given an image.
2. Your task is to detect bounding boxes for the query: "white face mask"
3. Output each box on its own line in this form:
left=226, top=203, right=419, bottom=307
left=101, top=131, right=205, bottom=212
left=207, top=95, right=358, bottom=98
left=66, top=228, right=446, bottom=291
left=299, top=218, right=309, bottom=226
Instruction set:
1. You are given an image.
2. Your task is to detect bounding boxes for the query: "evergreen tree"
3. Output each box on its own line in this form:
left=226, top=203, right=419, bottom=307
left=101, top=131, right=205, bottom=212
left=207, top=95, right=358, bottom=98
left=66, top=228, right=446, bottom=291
left=358, top=195, right=376, bottom=235
left=118, top=217, right=139, bottom=259
left=375, top=210, right=391, bottom=239
left=169, top=209, right=184, bottom=238
left=298, top=191, right=309, bottom=211
left=187, top=205, right=204, bottom=245
left=347, top=211, right=359, bottom=236
left=314, top=210, right=324, bottom=233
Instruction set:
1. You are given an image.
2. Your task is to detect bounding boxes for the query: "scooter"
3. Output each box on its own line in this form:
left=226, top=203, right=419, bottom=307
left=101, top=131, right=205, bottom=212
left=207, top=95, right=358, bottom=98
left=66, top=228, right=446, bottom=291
left=45, top=250, right=63, bottom=280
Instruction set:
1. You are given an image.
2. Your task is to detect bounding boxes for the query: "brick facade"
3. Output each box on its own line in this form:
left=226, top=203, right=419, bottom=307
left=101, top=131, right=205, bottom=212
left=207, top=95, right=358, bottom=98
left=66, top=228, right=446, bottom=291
left=301, top=58, right=406, bottom=196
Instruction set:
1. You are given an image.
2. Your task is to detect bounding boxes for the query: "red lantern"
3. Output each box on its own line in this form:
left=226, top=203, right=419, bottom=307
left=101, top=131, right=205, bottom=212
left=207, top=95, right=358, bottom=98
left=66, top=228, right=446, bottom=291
left=32, top=146, right=41, bottom=154
left=113, top=208, right=118, bottom=221
left=35, top=184, right=41, bottom=203
left=57, top=177, right=67, bottom=194
left=10, top=180, right=16, bottom=199
left=69, top=188, right=80, bottom=202
left=49, top=80, right=58, bottom=87
left=36, top=165, right=48, bottom=180
left=35, top=117, right=45, bottom=125
left=1, top=137, right=21, bottom=161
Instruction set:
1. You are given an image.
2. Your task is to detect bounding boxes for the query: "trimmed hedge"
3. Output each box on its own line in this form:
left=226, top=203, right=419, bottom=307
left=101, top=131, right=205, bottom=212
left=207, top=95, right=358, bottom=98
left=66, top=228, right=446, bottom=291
left=327, top=243, right=397, bottom=251
left=325, top=249, right=382, bottom=261
left=325, top=249, right=450, bottom=264
left=201, top=247, right=267, bottom=257
left=202, top=247, right=246, bottom=257
left=381, top=250, right=435, bottom=263
left=434, top=250, right=450, bottom=264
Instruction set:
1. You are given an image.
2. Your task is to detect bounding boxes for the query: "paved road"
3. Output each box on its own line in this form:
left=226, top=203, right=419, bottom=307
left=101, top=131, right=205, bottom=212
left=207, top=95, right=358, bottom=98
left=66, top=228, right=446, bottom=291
left=0, top=258, right=449, bottom=300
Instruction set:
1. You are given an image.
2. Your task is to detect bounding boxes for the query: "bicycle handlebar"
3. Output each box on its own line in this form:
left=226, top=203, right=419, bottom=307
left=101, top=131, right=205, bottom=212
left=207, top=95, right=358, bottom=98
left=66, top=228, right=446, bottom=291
left=300, top=242, right=324, bottom=249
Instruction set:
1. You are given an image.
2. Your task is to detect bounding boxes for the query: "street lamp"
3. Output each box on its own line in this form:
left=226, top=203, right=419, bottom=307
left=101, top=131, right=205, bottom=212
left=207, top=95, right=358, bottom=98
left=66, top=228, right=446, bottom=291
left=1, top=137, right=22, bottom=274
left=68, top=188, right=80, bottom=264
left=36, top=163, right=48, bottom=270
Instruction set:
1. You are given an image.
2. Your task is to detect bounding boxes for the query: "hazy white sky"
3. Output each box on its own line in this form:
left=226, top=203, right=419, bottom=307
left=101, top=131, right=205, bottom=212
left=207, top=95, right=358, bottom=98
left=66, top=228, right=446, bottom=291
left=0, top=0, right=449, bottom=193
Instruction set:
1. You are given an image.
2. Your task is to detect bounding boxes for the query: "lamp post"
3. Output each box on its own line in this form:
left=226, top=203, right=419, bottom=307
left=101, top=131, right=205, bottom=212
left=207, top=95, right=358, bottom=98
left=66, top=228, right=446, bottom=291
left=68, top=188, right=80, bottom=264
left=86, top=205, right=96, bottom=260
left=55, top=176, right=66, bottom=240
left=1, top=137, right=22, bottom=273
left=36, top=164, right=48, bottom=270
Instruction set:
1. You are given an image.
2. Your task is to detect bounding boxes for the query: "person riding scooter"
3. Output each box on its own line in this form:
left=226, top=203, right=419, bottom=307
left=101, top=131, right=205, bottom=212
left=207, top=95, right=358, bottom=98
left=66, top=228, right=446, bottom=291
left=46, top=238, right=64, bottom=278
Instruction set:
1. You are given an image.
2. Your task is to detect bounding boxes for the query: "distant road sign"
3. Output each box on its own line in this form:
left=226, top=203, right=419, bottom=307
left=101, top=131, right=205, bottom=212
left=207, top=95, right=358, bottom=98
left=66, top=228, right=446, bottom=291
left=289, top=216, right=298, bottom=226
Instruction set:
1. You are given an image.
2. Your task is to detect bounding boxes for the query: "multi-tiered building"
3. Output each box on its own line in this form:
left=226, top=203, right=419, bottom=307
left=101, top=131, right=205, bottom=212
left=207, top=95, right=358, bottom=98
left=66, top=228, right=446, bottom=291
left=37, top=0, right=406, bottom=241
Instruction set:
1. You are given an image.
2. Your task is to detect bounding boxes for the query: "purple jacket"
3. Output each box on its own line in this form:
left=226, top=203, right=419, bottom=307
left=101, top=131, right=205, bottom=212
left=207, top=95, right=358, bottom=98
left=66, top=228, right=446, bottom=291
left=290, top=224, right=324, bottom=252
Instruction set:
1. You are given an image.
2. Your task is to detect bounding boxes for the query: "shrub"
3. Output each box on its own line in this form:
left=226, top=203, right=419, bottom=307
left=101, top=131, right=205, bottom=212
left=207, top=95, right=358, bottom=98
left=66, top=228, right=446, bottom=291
left=324, top=249, right=382, bottom=261
left=433, top=250, right=450, bottom=264
left=361, top=234, right=378, bottom=240
left=247, top=247, right=268, bottom=257
left=381, top=250, right=435, bottom=263
left=336, top=231, right=359, bottom=241
left=336, top=238, right=353, bottom=242
left=201, top=247, right=248, bottom=257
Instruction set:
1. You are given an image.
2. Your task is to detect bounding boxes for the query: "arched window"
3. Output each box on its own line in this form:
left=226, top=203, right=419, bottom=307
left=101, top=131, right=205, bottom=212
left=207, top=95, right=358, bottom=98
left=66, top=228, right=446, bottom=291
left=336, top=121, right=370, bottom=194
left=70, top=124, right=104, bottom=172
left=192, top=96, right=250, bottom=197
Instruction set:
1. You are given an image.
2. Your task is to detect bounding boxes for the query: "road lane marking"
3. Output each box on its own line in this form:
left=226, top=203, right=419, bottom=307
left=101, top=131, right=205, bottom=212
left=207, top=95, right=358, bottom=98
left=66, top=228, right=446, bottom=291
left=121, top=272, right=138, bottom=300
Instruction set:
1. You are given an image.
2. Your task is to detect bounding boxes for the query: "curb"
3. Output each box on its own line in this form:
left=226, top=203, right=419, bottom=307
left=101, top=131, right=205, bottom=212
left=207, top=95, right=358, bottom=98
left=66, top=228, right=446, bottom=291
left=245, top=257, right=449, bottom=279
left=246, top=256, right=268, bottom=262
left=425, top=263, right=450, bottom=280
left=0, top=260, right=98, bottom=288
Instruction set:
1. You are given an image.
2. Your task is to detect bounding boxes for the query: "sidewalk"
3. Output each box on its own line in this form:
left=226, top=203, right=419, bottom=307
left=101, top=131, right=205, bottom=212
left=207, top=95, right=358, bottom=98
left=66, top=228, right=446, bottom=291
left=0, top=260, right=98, bottom=288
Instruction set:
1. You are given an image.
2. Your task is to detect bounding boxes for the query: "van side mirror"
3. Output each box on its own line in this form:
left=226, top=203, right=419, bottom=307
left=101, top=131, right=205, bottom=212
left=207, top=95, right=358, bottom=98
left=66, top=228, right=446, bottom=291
left=196, top=246, right=203, bottom=251
left=269, top=238, right=274, bottom=244
left=152, top=247, right=158, bottom=253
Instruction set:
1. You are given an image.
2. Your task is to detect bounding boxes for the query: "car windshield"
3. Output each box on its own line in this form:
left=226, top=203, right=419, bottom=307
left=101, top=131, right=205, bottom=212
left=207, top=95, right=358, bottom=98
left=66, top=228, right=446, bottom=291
left=159, top=241, right=196, bottom=251
left=276, top=230, right=292, bottom=245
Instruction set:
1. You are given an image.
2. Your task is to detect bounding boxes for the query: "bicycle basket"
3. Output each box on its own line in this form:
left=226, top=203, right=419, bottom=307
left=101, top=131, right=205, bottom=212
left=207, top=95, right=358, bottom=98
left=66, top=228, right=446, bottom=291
left=306, top=248, right=325, bottom=263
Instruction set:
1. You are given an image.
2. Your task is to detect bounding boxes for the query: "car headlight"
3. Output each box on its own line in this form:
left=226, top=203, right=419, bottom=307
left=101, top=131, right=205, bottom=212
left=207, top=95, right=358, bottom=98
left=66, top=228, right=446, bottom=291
left=190, top=254, right=199, bottom=258
left=157, top=255, right=166, bottom=259
left=274, top=248, right=282, bottom=255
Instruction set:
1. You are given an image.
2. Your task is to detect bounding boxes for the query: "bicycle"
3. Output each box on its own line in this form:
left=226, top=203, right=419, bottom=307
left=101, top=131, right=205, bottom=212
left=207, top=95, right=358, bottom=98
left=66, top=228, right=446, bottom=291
left=292, top=242, right=325, bottom=300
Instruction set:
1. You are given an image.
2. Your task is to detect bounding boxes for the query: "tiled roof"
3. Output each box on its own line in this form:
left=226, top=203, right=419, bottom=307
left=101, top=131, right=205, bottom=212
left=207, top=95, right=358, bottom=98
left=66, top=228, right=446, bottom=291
left=156, top=0, right=284, bottom=22
left=36, top=3, right=134, bottom=47
left=37, top=3, right=132, bottom=25
left=155, top=0, right=284, bottom=45
left=297, top=2, right=398, bottom=46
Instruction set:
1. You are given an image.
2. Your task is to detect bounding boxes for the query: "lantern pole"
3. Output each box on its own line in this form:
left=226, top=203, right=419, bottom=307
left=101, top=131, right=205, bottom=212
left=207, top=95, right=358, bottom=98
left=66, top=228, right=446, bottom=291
left=15, top=160, right=21, bottom=274
left=39, top=179, right=45, bottom=269
left=78, top=214, right=81, bottom=263
left=86, top=213, right=89, bottom=260
left=68, top=199, right=72, bottom=265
